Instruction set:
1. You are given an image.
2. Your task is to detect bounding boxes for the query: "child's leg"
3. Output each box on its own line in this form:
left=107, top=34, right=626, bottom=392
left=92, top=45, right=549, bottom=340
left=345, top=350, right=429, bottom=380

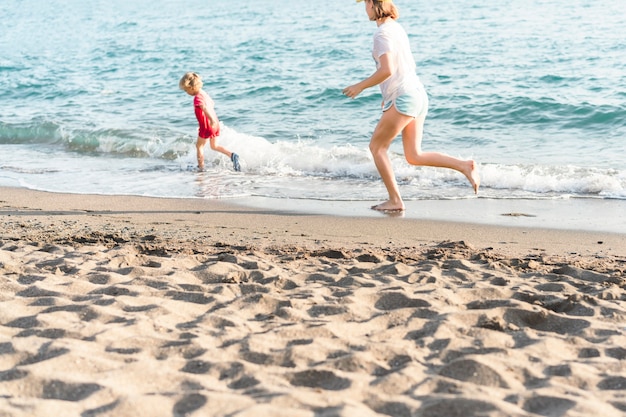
left=196, top=137, right=207, bottom=169
left=208, top=136, right=240, bottom=171
left=209, top=137, right=232, bottom=158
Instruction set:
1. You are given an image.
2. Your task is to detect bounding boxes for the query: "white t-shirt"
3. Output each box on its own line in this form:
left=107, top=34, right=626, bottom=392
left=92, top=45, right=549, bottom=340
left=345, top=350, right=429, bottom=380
left=372, top=19, right=423, bottom=102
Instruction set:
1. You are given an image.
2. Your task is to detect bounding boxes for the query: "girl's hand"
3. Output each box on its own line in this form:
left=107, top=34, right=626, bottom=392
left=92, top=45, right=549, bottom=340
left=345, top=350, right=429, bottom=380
left=342, top=84, right=363, bottom=99
left=343, top=54, right=394, bottom=100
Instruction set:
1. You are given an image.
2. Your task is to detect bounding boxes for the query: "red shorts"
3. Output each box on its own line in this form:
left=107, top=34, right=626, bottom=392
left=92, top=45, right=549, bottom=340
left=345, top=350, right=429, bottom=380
left=195, top=107, right=219, bottom=139
left=198, top=124, right=219, bottom=139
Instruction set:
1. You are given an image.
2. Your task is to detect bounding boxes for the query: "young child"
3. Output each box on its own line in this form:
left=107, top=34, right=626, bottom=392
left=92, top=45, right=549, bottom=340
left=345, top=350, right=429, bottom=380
left=179, top=72, right=240, bottom=171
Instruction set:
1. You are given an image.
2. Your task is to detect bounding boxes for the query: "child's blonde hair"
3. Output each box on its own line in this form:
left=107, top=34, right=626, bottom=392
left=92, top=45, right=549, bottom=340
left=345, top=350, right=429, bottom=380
left=179, top=72, right=203, bottom=91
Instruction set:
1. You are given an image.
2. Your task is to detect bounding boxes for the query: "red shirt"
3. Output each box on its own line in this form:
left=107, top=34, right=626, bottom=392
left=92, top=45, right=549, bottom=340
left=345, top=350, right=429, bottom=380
left=194, top=90, right=220, bottom=139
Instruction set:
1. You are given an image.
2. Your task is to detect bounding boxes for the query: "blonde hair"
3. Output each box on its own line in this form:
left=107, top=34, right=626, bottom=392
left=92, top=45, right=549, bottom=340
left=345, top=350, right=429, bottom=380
left=179, top=72, right=203, bottom=91
left=371, top=0, right=399, bottom=20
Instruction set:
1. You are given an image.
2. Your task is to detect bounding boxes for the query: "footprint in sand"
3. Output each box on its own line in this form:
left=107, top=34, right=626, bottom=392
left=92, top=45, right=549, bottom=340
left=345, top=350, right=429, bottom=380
left=289, top=369, right=351, bottom=391
left=503, top=308, right=590, bottom=335
left=41, top=379, right=102, bottom=402
left=522, top=395, right=576, bottom=416
left=438, top=358, right=509, bottom=388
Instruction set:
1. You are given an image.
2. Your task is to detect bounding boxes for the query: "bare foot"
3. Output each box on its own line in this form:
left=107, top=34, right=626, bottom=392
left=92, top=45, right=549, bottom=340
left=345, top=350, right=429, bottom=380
left=462, top=160, right=480, bottom=194
left=371, top=201, right=405, bottom=213
left=197, top=155, right=205, bottom=172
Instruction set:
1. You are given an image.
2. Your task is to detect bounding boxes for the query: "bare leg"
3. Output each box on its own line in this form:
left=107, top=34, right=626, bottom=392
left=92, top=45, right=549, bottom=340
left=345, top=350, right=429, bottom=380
left=196, top=137, right=207, bottom=170
left=209, top=137, right=232, bottom=159
left=369, top=107, right=415, bottom=212
left=402, top=115, right=480, bottom=193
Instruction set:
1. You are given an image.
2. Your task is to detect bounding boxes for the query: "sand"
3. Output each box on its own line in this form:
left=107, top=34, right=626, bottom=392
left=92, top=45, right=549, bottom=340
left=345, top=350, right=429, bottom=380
left=1, top=187, right=625, bottom=417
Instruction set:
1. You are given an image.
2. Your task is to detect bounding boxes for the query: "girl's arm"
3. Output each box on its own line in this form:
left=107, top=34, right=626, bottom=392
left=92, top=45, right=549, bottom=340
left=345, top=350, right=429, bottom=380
left=200, top=104, right=219, bottom=129
left=343, top=52, right=395, bottom=99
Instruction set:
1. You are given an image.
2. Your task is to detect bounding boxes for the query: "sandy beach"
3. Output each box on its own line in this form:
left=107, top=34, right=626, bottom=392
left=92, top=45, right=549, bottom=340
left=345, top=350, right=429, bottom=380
left=1, top=187, right=625, bottom=417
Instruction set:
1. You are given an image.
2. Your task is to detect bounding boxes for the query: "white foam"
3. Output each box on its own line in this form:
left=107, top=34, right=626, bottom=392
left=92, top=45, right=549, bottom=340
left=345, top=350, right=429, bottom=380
left=1, top=125, right=624, bottom=202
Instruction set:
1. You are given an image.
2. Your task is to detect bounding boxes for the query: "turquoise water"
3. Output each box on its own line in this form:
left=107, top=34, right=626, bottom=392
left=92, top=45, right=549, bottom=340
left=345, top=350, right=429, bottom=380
left=1, top=0, right=625, bottom=203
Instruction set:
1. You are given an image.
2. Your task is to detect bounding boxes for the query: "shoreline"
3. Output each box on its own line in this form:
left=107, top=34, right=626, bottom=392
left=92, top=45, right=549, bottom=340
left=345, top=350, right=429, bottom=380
left=1, top=186, right=625, bottom=417
left=0, top=187, right=626, bottom=256
left=231, top=195, right=626, bottom=234
left=1, top=186, right=624, bottom=257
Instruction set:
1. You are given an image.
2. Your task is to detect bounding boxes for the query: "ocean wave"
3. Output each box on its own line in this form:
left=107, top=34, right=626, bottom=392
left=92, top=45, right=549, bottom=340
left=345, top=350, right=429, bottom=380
left=2, top=120, right=624, bottom=200
left=480, top=164, right=626, bottom=200
left=0, top=120, right=65, bottom=145
left=189, top=127, right=626, bottom=200
left=431, top=95, right=626, bottom=134
left=0, top=120, right=190, bottom=159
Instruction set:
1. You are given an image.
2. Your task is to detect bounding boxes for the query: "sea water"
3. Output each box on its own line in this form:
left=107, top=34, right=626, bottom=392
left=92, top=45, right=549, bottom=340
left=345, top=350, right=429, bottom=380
left=1, top=0, right=625, bottom=207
